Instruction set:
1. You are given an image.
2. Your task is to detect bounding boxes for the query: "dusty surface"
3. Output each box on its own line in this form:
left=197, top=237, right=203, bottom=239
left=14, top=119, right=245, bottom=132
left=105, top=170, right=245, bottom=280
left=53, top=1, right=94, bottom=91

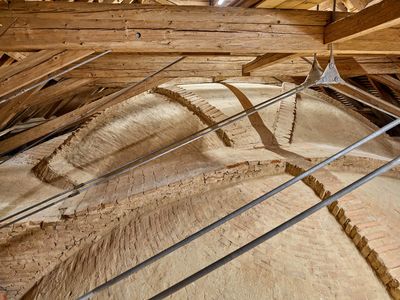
left=0, top=83, right=399, bottom=299
left=27, top=174, right=390, bottom=300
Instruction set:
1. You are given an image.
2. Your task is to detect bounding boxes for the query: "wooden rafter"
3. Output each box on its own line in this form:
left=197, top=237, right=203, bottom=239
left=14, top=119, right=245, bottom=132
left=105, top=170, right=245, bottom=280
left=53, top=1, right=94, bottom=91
left=325, top=0, right=400, bottom=43
left=330, top=83, right=400, bottom=117
left=369, top=74, right=400, bottom=93
left=0, top=82, right=46, bottom=129
left=0, top=74, right=170, bottom=155
left=0, top=50, right=94, bottom=98
left=0, top=78, right=94, bottom=129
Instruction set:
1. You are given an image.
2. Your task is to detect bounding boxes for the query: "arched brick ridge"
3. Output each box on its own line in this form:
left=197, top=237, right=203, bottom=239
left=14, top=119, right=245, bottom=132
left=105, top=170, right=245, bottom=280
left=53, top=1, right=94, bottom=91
left=21, top=158, right=398, bottom=299
left=220, top=82, right=279, bottom=149
left=1, top=159, right=287, bottom=299
left=6, top=82, right=396, bottom=300
left=286, top=159, right=400, bottom=299
left=32, top=92, right=226, bottom=189
left=5, top=156, right=397, bottom=300
left=272, top=82, right=298, bottom=146
left=154, top=86, right=234, bottom=146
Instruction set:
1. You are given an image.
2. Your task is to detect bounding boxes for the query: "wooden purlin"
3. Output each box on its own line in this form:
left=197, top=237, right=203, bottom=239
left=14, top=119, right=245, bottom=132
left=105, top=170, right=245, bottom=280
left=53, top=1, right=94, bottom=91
left=1, top=2, right=399, bottom=54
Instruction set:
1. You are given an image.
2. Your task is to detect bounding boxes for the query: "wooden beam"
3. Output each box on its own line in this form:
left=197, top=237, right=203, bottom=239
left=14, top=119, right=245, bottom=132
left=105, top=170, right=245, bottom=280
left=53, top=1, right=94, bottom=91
left=242, top=53, right=300, bottom=75
left=293, top=0, right=326, bottom=9
left=325, top=0, right=400, bottom=43
left=5, top=51, right=30, bottom=61
left=256, top=0, right=286, bottom=8
left=0, top=82, right=45, bottom=129
left=0, top=75, right=170, bottom=155
left=1, top=2, right=398, bottom=54
left=341, top=0, right=369, bottom=11
left=231, top=0, right=262, bottom=7
left=0, top=50, right=94, bottom=98
left=0, top=50, right=62, bottom=82
left=0, top=2, right=329, bottom=53
left=369, top=74, right=400, bottom=93
left=0, top=78, right=93, bottom=128
left=0, top=17, right=16, bottom=37
left=330, top=82, right=400, bottom=117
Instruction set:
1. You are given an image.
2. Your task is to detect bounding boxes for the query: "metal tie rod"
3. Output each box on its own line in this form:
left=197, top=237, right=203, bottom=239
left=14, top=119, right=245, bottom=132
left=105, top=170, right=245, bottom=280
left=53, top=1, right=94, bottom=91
left=77, top=117, right=400, bottom=300
left=0, top=50, right=112, bottom=105
left=0, top=72, right=316, bottom=228
left=0, top=57, right=186, bottom=161
left=149, top=155, right=400, bottom=300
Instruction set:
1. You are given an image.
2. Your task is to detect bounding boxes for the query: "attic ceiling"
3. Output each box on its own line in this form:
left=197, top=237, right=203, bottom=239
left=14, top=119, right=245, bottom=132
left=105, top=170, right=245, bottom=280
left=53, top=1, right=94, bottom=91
left=1, top=1, right=400, bottom=299
left=0, top=0, right=399, bottom=160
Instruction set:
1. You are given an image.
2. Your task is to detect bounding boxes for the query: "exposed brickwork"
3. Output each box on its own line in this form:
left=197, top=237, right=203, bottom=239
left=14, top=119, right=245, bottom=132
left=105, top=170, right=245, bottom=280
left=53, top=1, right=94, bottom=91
left=20, top=163, right=391, bottom=300
left=286, top=159, right=400, bottom=299
left=154, top=86, right=246, bottom=147
left=272, top=82, right=298, bottom=146
left=0, top=159, right=286, bottom=299
left=1, top=83, right=399, bottom=300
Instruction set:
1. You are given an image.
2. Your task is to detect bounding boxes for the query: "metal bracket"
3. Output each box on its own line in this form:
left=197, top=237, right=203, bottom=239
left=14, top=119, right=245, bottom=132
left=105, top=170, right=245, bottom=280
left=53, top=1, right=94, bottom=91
left=316, top=45, right=345, bottom=86
left=302, top=54, right=324, bottom=87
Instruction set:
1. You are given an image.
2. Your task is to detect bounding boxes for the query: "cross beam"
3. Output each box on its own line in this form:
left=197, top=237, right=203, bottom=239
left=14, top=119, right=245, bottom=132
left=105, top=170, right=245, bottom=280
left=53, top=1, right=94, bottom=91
left=1, top=2, right=400, bottom=54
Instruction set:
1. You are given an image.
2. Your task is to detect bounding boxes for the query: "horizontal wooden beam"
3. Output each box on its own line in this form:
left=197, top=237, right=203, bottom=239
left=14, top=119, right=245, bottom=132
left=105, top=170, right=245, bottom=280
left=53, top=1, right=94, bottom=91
left=248, top=55, right=400, bottom=77
left=64, top=54, right=400, bottom=81
left=242, top=53, right=300, bottom=75
left=325, top=0, right=400, bottom=43
left=0, top=2, right=398, bottom=54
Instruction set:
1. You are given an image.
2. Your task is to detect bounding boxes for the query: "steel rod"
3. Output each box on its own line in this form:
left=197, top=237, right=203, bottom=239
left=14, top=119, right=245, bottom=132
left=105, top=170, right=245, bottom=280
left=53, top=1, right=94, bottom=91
left=0, top=82, right=311, bottom=228
left=0, top=50, right=112, bottom=105
left=77, top=117, right=400, bottom=300
left=0, top=57, right=186, bottom=160
left=149, top=156, right=400, bottom=300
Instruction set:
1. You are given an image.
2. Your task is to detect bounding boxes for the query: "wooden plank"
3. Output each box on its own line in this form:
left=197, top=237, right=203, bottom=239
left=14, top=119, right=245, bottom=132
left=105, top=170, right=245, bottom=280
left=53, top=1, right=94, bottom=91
left=325, top=0, right=400, bottom=43
left=277, top=0, right=309, bottom=9
left=294, top=0, right=326, bottom=9
left=242, top=53, right=300, bottom=75
left=256, top=0, right=286, bottom=8
left=1, top=2, right=396, bottom=54
left=341, top=0, right=369, bottom=11
left=0, top=50, right=62, bottom=82
left=0, top=75, right=170, bottom=155
left=0, top=2, right=359, bottom=54
left=231, top=0, right=262, bottom=7
left=0, top=50, right=93, bottom=98
left=5, top=51, right=30, bottom=61
left=0, top=56, right=14, bottom=68
left=61, top=55, right=400, bottom=79
left=369, top=75, right=400, bottom=93
left=0, top=78, right=93, bottom=128
left=330, top=82, right=400, bottom=117
left=249, top=55, right=400, bottom=77
left=0, top=83, right=45, bottom=129
left=0, top=17, right=16, bottom=37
